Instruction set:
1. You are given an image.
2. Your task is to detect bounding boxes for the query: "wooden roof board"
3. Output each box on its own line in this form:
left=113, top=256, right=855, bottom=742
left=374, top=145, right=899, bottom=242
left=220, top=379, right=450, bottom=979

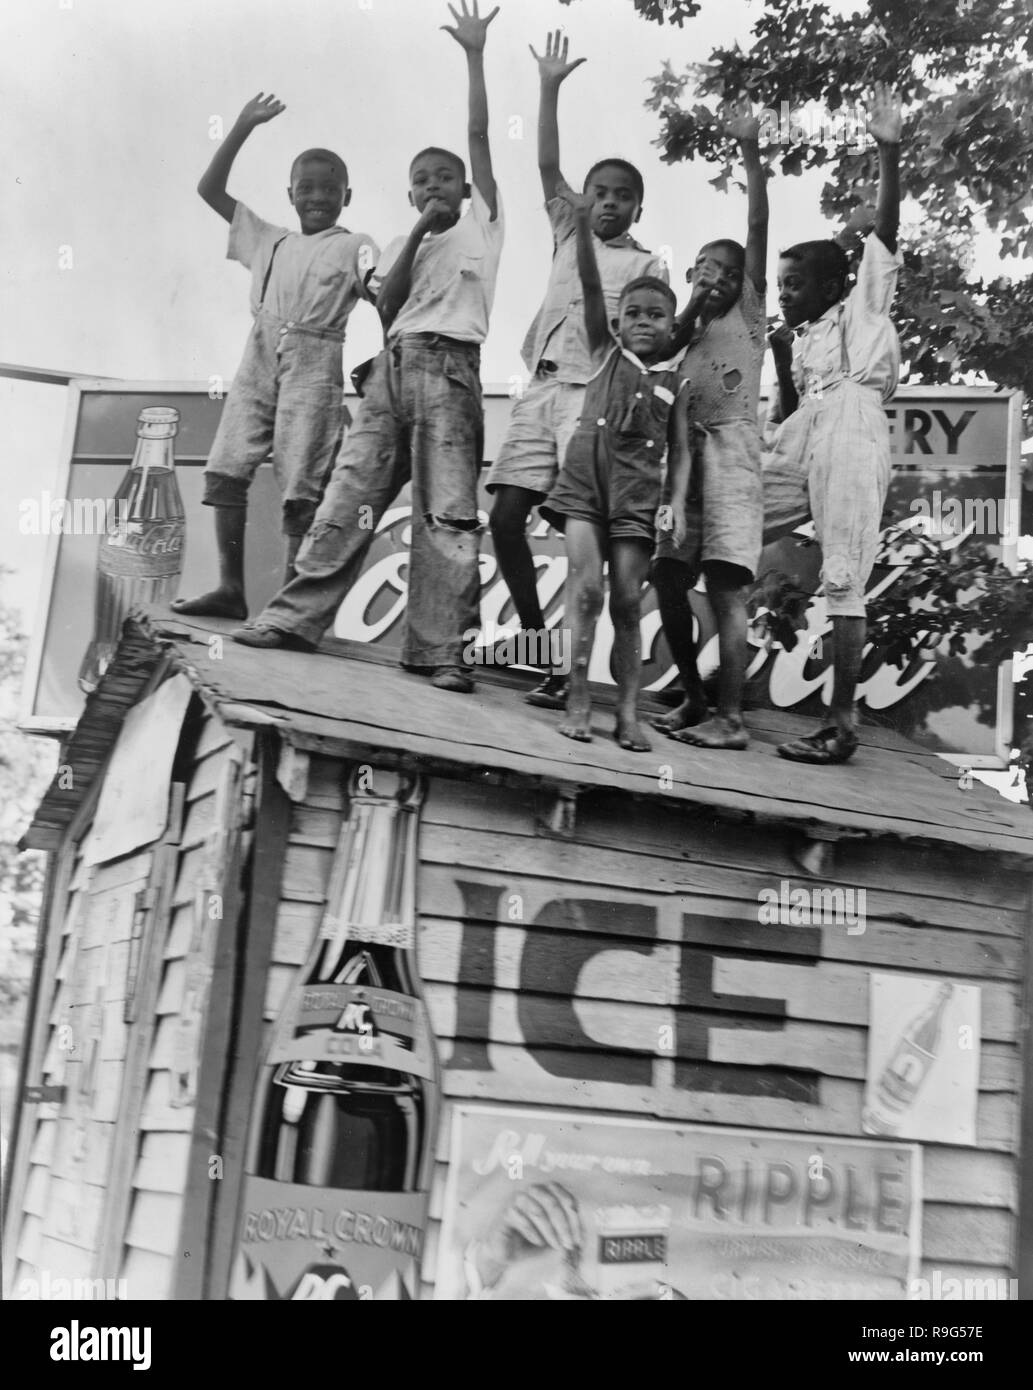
left=131, top=610, right=1033, bottom=864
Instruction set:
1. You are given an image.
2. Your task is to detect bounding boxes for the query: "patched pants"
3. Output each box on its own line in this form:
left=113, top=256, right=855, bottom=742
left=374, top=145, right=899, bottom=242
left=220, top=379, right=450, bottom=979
left=761, top=380, right=892, bottom=617
left=253, top=336, right=484, bottom=666
left=204, top=312, right=346, bottom=537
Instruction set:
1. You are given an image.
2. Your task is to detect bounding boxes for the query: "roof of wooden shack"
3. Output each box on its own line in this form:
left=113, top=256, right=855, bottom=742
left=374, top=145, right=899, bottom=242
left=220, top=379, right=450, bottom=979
left=23, top=607, right=1033, bottom=865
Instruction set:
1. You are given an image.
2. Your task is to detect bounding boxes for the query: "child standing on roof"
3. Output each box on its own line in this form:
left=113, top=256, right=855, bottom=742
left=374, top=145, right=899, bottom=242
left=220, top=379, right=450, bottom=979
left=762, top=83, right=903, bottom=765
left=233, top=1, right=503, bottom=695
left=486, top=30, right=669, bottom=711
left=538, top=189, right=688, bottom=753
left=651, top=101, right=769, bottom=751
left=173, top=94, right=379, bottom=621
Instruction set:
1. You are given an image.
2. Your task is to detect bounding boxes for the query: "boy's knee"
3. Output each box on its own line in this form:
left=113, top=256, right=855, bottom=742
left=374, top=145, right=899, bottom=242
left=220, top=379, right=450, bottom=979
left=575, top=581, right=605, bottom=619
left=609, top=588, right=643, bottom=628
left=651, top=558, right=694, bottom=606
left=203, top=473, right=249, bottom=509
left=489, top=497, right=531, bottom=540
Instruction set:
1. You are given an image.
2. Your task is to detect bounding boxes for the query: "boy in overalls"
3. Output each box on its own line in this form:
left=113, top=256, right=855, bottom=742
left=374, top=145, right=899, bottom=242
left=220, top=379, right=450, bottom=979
left=762, top=84, right=903, bottom=764
left=173, top=93, right=378, bottom=621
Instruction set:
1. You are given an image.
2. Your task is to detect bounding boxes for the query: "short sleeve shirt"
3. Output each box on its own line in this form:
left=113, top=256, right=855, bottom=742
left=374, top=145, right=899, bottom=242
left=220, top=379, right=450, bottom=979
left=791, top=232, right=903, bottom=402
left=521, top=184, right=669, bottom=384
left=681, top=274, right=767, bottom=425
left=227, top=201, right=379, bottom=337
left=371, top=186, right=504, bottom=344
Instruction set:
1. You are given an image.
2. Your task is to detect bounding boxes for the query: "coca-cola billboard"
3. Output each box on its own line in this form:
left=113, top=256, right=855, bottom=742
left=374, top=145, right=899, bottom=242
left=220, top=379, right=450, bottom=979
left=22, top=381, right=1022, bottom=764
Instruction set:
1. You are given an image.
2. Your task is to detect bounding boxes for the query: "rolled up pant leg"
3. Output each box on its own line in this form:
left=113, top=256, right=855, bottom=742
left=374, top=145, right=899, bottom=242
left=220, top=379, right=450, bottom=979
left=253, top=351, right=406, bottom=645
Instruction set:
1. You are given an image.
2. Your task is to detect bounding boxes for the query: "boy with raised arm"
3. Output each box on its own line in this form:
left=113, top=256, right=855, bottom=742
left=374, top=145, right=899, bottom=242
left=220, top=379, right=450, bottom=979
left=538, top=190, right=688, bottom=753
left=762, top=83, right=903, bottom=764
left=173, top=94, right=378, bottom=620
left=486, top=31, right=668, bottom=710
left=652, top=101, right=769, bottom=751
left=234, top=2, right=503, bottom=695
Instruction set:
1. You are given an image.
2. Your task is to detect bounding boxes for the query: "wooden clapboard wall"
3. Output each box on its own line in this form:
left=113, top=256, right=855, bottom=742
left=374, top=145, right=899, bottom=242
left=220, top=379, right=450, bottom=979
left=253, top=753, right=1027, bottom=1299
left=6, top=709, right=245, bottom=1300
left=415, top=776, right=1027, bottom=1296
left=117, top=714, right=245, bottom=1298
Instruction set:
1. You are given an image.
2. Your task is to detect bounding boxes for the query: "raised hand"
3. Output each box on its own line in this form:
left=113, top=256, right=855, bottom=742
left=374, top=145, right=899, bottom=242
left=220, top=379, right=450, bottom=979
left=722, top=96, right=761, bottom=143
left=441, top=0, right=499, bottom=53
left=235, top=93, right=286, bottom=131
left=530, top=29, right=587, bottom=86
left=868, top=81, right=902, bottom=145
left=557, top=184, right=594, bottom=218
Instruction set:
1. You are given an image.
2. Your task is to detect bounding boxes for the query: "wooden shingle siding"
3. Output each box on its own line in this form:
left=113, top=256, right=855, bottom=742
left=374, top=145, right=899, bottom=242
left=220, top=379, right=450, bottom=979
left=119, top=721, right=240, bottom=1295
left=414, top=775, right=1026, bottom=1292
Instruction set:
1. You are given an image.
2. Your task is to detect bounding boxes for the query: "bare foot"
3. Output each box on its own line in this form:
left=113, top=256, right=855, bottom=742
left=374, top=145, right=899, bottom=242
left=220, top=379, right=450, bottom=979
left=670, top=715, right=749, bottom=750
left=614, top=713, right=652, bottom=752
left=558, top=701, right=593, bottom=742
left=171, top=587, right=247, bottom=620
left=651, top=696, right=708, bottom=734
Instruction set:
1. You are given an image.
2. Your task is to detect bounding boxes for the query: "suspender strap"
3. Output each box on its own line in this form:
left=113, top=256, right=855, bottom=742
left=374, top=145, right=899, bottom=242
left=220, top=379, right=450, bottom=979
left=258, top=236, right=288, bottom=309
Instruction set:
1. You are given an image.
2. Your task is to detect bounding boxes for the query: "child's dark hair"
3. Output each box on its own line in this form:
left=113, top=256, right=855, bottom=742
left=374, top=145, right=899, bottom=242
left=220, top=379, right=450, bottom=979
left=780, top=240, right=849, bottom=293
left=620, top=275, right=676, bottom=312
left=291, top=149, right=349, bottom=184
left=584, top=158, right=645, bottom=205
left=698, top=238, right=745, bottom=267
left=410, top=146, right=467, bottom=183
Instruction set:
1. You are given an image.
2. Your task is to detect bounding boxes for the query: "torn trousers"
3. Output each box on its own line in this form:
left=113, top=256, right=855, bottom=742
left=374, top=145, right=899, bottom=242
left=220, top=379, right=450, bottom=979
left=252, top=334, right=485, bottom=666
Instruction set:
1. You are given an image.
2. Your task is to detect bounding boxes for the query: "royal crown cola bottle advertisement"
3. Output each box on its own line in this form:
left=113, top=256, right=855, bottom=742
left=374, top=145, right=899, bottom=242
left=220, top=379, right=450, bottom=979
left=230, top=770, right=439, bottom=1300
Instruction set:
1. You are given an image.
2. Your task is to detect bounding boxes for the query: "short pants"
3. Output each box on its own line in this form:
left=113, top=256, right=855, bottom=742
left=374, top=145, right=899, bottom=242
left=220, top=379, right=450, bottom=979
left=654, top=418, right=763, bottom=581
left=485, top=369, right=586, bottom=499
left=204, top=310, right=346, bottom=536
left=540, top=422, right=661, bottom=544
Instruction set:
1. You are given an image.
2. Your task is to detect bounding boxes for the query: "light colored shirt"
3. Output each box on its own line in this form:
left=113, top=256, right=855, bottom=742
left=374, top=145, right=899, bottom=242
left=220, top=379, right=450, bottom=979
left=373, top=186, right=504, bottom=344
left=790, top=231, right=902, bottom=404
left=522, top=182, right=669, bottom=385
left=228, top=201, right=379, bottom=337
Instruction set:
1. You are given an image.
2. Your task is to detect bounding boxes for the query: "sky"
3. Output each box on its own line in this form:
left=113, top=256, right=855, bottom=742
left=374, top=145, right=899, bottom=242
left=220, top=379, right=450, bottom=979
left=0, top=0, right=867, bottom=623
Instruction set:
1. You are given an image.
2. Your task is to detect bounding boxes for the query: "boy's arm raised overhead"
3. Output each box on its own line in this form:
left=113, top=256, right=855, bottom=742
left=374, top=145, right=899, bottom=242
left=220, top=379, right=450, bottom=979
left=442, top=0, right=500, bottom=220
left=724, top=99, right=768, bottom=292
left=198, top=92, right=285, bottom=224
left=869, top=82, right=902, bottom=253
left=558, top=187, right=610, bottom=355
left=530, top=30, right=586, bottom=202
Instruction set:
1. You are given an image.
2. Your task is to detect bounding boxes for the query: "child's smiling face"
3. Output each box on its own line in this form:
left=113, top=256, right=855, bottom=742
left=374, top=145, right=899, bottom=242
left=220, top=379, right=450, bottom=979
left=691, top=243, right=744, bottom=317
left=288, top=159, right=348, bottom=235
left=617, top=286, right=675, bottom=361
left=777, top=256, right=842, bottom=327
left=409, top=152, right=465, bottom=231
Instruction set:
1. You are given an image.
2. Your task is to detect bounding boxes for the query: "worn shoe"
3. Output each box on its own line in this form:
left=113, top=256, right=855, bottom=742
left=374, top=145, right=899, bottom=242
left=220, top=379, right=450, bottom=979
left=231, top=626, right=317, bottom=652
left=430, top=665, right=474, bottom=693
left=525, top=674, right=570, bottom=710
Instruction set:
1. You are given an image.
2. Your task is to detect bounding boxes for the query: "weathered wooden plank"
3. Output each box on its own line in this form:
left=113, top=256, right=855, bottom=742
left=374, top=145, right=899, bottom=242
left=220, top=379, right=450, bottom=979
left=22, top=1164, right=50, bottom=1218
left=435, top=1040, right=1019, bottom=1151
left=288, top=805, right=340, bottom=847
left=186, top=745, right=236, bottom=802
left=416, top=919, right=1021, bottom=1044
left=124, top=1191, right=182, bottom=1258
left=180, top=793, right=218, bottom=850
left=139, top=1071, right=196, bottom=1132
left=42, top=1177, right=105, bottom=1251
left=273, top=902, right=320, bottom=966
left=89, top=853, right=154, bottom=894
left=418, top=862, right=1023, bottom=981
left=194, top=715, right=235, bottom=761
left=28, top=1120, right=56, bottom=1167
left=156, top=960, right=186, bottom=1016
left=922, top=1204, right=1014, bottom=1267
left=419, top=825, right=1026, bottom=945
left=163, top=904, right=194, bottom=962
left=120, top=1245, right=174, bottom=1301
left=423, top=778, right=1033, bottom=913
left=264, top=964, right=296, bottom=1021
left=36, top=1236, right=95, bottom=1282
left=922, top=1148, right=1017, bottom=1210
left=133, top=1133, right=193, bottom=1195
left=16, top=1213, right=43, bottom=1270
left=281, top=843, right=334, bottom=901
left=302, top=756, right=348, bottom=810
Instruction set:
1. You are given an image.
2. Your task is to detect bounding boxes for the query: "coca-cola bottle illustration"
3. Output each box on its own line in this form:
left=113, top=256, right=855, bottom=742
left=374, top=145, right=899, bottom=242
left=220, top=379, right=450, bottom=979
left=77, top=406, right=185, bottom=693
left=862, top=981, right=953, bottom=1136
left=230, top=769, right=440, bottom=1301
